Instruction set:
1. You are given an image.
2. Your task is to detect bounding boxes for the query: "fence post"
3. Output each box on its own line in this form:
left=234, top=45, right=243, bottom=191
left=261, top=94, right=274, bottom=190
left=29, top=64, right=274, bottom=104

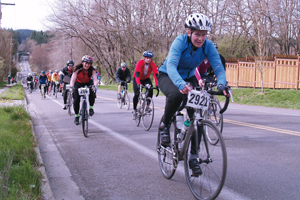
left=237, top=60, right=239, bottom=88
left=297, top=54, right=300, bottom=90
left=273, top=57, right=277, bottom=89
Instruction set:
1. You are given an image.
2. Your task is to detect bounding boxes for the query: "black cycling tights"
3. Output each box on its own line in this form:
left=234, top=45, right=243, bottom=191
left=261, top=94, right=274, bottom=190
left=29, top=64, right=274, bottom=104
left=158, top=72, right=198, bottom=126
left=73, top=81, right=95, bottom=115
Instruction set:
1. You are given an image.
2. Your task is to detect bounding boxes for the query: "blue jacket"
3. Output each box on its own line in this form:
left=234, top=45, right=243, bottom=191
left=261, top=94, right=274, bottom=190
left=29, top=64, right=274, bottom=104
left=159, top=33, right=227, bottom=90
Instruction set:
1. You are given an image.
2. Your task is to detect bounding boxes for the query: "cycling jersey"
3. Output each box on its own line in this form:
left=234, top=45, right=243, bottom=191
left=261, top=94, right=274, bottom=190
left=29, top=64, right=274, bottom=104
left=116, top=67, right=131, bottom=83
left=158, top=33, right=226, bottom=90
left=39, top=75, right=47, bottom=84
left=133, top=60, right=158, bottom=86
left=46, top=72, right=52, bottom=82
left=52, top=73, right=59, bottom=82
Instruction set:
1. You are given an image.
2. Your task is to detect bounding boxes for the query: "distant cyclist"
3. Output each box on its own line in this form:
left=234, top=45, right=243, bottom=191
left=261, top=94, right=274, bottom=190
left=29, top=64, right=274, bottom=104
left=132, top=51, right=159, bottom=119
left=39, top=70, right=48, bottom=98
left=59, top=59, right=74, bottom=110
left=46, top=70, right=53, bottom=95
left=70, top=55, right=98, bottom=125
left=116, top=62, right=131, bottom=99
left=26, top=73, right=34, bottom=91
left=52, top=70, right=60, bottom=95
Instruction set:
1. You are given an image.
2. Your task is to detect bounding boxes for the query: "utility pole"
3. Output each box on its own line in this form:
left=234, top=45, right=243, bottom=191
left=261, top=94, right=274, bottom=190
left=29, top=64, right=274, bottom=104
left=0, top=0, right=16, bottom=29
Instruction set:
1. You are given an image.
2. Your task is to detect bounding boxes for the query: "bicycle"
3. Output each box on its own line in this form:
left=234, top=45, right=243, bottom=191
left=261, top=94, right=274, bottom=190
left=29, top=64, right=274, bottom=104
left=117, top=83, right=130, bottom=110
left=135, top=84, right=159, bottom=131
left=78, top=85, right=94, bottom=137
left=157, top=86, right=230, bottom=200
left=27, top=81, right=32, bottom=93
left=48, top=82, right=52, bottom=96
left=53, top=81, right=60, bottom=98
left=40, top=84, right=46, bottom=99
left=66, top=84, right=73, bottom=116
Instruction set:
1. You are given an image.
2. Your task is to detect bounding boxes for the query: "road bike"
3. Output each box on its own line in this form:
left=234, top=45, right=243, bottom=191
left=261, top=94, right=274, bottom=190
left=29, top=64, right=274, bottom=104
left=66, top=84, right=73, bottom=116
left=48, top=82, right=52, bottom=96
left=135, top=84, right=159, bottom=131
left=40, top=84, right=46, bottom=99
left=157, top=86, right=230, bottom=200
left=27, top=81, right=32, bottom=93
left=117, top=83, right=130, bottom=110
left=53, top=81, right=60, bottom=98
left=78, top=85, right=94, bottom=137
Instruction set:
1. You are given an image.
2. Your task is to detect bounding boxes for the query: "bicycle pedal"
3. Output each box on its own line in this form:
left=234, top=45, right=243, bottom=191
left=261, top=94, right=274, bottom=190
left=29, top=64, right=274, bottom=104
left=191, top=174, right=200, bottom=177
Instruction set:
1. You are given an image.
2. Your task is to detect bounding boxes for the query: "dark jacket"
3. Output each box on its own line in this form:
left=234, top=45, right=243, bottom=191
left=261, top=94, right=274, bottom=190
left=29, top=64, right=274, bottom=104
left=59, top=66, right=74, bottom=84
left=115, top=67, right=131, bottom=83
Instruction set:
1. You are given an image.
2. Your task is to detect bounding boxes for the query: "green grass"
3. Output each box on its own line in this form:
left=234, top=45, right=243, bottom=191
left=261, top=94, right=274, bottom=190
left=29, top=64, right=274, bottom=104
left=0, top=81, right=7, bottom=89
left=99, top=84, right=300, bottom=110
left=0, top=83, right=25, bottom=101
left=0, top=91, right=42, bottom=199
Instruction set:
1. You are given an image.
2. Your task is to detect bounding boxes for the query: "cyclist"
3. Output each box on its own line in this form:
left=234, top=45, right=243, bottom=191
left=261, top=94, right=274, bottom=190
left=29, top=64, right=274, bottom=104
left=70, top=55, right=98, bottom=125
left=116, top=62, right=131, bottom=99
left=39, top=70, right=48, bottom=98
left=46, top=70, right=53, bottom=95
left=132, top=50, right=159, bottom=119
left=26, top=73, right=34, bottom=91
left=158, top=13, right=230, bottom=175
left=59, top=59, right=74, bottom=110
left=52, top=69, right=60, bottom=95
left=206, top=43, right=226, bottom=81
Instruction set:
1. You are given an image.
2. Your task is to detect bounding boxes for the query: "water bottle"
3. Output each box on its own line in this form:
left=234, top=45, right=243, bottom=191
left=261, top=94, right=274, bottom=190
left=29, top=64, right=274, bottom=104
left=181, top=120, right=191, bottom=139
left=176, top=113, right=184, bottom=151
left=178, top=120, right=191, bottom=151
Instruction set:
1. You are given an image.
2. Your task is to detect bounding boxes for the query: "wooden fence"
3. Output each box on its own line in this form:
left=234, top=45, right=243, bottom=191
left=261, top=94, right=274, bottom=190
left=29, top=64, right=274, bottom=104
left=225, top=54, right=300, bottom=89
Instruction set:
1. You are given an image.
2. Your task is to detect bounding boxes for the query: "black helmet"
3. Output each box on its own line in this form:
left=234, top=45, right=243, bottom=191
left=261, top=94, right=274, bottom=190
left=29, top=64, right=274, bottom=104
left=67, top=59, right=74, bottom=66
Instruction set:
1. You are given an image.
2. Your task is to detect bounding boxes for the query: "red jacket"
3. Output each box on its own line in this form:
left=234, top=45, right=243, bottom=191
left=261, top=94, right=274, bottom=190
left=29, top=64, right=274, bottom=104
left=133, top=60, right=158, bottom=86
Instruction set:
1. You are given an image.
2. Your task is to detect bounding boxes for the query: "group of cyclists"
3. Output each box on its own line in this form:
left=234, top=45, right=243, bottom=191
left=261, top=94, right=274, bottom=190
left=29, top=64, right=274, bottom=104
left=115, top=13, right=230, bottom=176
left=26, top=12, right=231, bottom=177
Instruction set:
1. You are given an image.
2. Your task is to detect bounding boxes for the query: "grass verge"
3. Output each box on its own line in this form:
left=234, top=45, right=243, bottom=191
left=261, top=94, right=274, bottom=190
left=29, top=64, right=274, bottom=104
left=0, top=83, right=25, bottom=101
left=0, top=85, right=42, bottom=199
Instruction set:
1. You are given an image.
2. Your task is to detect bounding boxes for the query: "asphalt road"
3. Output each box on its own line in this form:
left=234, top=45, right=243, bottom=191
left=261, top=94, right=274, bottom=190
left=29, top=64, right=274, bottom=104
left=25, top=86, right=300, bottom=200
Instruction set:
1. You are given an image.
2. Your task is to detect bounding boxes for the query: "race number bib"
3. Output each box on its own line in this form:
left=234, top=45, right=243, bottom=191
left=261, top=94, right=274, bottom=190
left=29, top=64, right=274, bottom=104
left=186, top=90, right=210, bottom=110
left=78, top=87, right=90, bottom=96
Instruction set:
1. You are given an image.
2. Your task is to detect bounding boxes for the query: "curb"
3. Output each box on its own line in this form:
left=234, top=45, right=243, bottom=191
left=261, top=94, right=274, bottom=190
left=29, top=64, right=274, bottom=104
left=24, top=88, right=54, bottom=200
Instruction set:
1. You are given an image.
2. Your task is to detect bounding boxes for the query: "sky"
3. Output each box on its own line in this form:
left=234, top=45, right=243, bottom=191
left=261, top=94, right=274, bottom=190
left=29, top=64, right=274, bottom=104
left=1, top=0, right=54, bottom=31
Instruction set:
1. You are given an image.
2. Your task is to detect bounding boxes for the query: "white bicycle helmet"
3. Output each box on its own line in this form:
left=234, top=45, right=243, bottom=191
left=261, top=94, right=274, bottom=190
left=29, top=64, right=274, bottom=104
left=185, top=13, right=212, bottom=32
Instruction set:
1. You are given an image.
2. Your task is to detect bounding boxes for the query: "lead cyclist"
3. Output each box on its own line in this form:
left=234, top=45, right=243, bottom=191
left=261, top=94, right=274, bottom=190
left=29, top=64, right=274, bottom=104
left=158, top=13, right=231, bottom=175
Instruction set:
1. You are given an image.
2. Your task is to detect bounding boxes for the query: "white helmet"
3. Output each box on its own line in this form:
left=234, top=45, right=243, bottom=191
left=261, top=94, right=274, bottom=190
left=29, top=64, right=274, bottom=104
left=28, top=73, right=31, bottom=76
left=185, top=13, right=212, bottom=32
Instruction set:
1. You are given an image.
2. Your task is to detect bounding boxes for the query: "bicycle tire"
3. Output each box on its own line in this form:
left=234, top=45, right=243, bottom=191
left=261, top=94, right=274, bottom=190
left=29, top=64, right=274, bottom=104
left=184, top=120, right=227, bottom=200
left=142, top=97, right=154, bottom=131
left=55, top=85, right=58, bottom=98
left=82, top=100, right=89, bottom=137
left=68, top=92, right=72, bottom=116
left=157, top=115, right=177, bottom=179
left=124, top=91, right=130, bottom=110
left=117, top=92, right=122, bottom=109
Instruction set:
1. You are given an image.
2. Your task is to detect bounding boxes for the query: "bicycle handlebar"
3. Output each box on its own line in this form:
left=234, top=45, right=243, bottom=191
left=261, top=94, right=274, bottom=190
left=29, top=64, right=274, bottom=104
left=140, top=84, right=159, bottom=97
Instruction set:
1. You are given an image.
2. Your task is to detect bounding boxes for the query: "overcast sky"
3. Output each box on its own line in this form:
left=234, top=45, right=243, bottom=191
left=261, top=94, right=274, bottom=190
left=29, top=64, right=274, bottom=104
left=1, top=0, right=54, bottom=31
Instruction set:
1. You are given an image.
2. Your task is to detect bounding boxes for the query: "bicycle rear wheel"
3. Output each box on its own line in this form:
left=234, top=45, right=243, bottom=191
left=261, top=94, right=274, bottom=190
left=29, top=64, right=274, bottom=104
left=184, top=120, right=227, bottom=200
left=67, top=92, right=72, bottom=116
left=157, top=116, right=177, bottom=179
left=142, top=97, right=154, bottom=131
left=82, top=101, right=89, bottom=137
left=124, top=91, right=130, bottom=110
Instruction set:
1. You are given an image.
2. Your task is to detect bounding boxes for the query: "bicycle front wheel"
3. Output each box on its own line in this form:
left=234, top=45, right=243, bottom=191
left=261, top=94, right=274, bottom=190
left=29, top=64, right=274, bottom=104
left=157, top=116, right=177, bottom=179
left=117, top=92, right=122, bottom=109
left=124, top=91, right=130, bottom=110
left=184, top=120, right=227, bottom=200
left=67, top=92, right=72, bottom=116
left=82, top=101, right=89, bottom=137
left=142, top=97, right=154, bottom=131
